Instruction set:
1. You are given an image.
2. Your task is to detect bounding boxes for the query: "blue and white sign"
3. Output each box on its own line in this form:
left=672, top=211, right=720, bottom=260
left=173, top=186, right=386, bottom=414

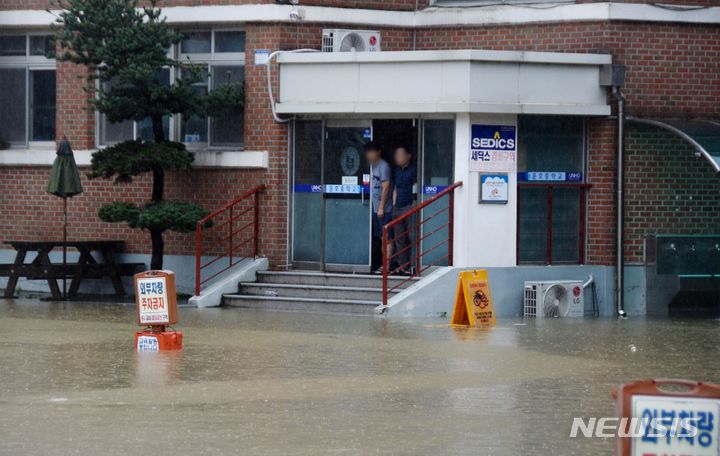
left=325, top=184, right=368, bottom=194
left=518, top=172, right=583, bottom=182
left=137, top=335, right=159, bottom=352
left=423, top=185, right=448, bottom=196
left=293, top=184, right=323, bottom=193
left=632, top=395, right=720, bottom=456
left=470, top=124, right=517, bottom=173
left=254, top=49, right=270, bottom=66
left=294, top=184, right=369, bottom=194
left=480, top=174, right=509, bottom=204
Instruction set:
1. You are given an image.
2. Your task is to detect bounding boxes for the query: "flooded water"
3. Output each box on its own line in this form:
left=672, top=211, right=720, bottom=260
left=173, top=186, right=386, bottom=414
left=0, top=299, right=718, bottom=455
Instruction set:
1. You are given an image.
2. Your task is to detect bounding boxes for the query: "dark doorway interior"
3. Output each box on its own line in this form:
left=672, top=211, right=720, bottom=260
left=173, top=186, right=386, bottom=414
left=369, top=119, right=419, bottom=271
left=372, top=119, right=418, bottom=166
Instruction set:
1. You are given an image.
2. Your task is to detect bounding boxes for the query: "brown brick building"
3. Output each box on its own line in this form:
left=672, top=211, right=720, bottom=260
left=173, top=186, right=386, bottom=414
left=1, top=0, right=719, bottom=316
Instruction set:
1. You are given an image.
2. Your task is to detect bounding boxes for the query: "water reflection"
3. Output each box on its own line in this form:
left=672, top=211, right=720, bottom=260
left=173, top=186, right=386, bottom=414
left=0, top=298, right=718, bottom=455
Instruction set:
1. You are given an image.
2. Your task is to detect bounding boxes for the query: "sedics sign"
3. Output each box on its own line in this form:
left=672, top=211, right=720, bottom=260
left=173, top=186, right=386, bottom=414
left=469, top=124, right=517, bottom=173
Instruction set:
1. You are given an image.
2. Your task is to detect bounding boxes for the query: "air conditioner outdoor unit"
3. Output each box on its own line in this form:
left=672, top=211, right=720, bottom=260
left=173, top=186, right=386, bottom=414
left=524, top=280, right=585, bottom=318
left=322, top=29, right=381, bottom=53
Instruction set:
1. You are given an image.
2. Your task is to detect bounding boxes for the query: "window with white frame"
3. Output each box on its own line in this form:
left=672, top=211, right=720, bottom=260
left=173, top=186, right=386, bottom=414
left=179, top=30, right=246, bottom=148
left=97, top=68, right=172, bottom=146
left=0, top=33, right=56, bottom=146
left=97, top=29, right=245, bottom=148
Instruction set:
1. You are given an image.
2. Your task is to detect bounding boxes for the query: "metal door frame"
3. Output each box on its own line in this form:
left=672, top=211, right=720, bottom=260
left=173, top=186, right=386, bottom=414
left=322, top=119, right=373, bottom=273
left=290, top=118, right=373, bottom=272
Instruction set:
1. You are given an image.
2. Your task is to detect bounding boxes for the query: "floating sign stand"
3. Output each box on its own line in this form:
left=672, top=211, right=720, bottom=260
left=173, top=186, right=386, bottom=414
left=134, top=270, right=183, bottom=351
left=451, top=270, right=497, bottom=327
left=612, top=379, right=720, bottom=456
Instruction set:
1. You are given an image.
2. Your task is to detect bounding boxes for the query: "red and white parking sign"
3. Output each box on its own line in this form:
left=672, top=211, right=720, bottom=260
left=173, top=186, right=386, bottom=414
left=134, top=270, right=178, bottom=326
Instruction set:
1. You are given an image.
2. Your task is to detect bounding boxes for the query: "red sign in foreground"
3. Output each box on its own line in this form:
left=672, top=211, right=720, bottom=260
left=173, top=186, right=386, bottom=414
left=134, top=270, right=183, bottom=351
left=613, top=379, right=720, bottom=456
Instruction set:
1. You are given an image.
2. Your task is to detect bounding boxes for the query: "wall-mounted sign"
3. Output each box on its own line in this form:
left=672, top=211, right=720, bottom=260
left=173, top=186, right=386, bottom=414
left=518, top=172, right=583, bottom=182
left=480, top=174, right=509, bottom=204
left=293, top=184, right=323, bottom=193
left=325, top=184, right=367, bottom=194
left=342, top=175, right=358, bottom=186
left=470, top=124, right=517, bottom=173
left=423, top=185, right=448, bottom=195
left=254, top=49, right=270, bottom=66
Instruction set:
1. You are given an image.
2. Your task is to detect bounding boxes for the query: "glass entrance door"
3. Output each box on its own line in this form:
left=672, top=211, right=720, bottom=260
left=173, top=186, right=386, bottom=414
left=291, top=120, right=372, bottom=271
left=420, top=119, right=455, bottom=267
left=322, top=121, right=372, bottom=271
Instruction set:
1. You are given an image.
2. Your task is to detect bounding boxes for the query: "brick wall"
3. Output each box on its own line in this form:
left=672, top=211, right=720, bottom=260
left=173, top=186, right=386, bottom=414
left=2, top=8, right=720, bottom=270
left=624, top=126, right=720, bottom=264
left=1, top=0, right=716, bottom=9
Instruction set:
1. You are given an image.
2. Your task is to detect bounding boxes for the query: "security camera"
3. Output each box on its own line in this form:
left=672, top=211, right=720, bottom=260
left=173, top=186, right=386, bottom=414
left=289, top=9, right=303, bottom=21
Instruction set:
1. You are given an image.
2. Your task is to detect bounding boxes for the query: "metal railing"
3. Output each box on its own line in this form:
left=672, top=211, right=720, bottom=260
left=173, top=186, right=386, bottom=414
left=194, top=184, right=265, bottom=296
left=381, top=181, right=463, bottom=306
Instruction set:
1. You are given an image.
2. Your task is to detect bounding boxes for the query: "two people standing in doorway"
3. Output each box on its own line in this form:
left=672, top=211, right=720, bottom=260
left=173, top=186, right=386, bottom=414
left=364, top=141, right=417, bottom=275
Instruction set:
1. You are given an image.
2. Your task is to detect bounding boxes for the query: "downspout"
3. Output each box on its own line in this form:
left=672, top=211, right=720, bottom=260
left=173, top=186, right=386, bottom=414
left=612, top=86, right=627, bottom=318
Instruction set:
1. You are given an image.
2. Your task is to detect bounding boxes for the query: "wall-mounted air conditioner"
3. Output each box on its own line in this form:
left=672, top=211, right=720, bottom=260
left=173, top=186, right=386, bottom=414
left=524, top=281, right=585, bottom=318
left=322, top=29, right=381, bottom=53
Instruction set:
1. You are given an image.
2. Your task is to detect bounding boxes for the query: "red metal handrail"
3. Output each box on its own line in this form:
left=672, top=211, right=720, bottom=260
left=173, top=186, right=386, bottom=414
left=381, top=181, right=463, bottom=306
left=195, top=184, right=265, bottom=296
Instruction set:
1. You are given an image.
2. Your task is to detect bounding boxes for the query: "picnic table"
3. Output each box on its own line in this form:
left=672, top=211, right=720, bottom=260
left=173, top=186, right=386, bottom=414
left=1, top=240, right=144, bottom=299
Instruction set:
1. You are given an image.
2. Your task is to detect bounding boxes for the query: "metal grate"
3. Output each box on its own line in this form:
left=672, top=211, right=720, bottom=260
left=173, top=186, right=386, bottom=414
left=523, top=284, right=537, bottom=317
left=321, top=32, right=334, bottom=52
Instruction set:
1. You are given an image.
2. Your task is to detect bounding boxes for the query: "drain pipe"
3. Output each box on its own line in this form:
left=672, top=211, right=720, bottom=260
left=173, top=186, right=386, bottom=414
left=612, top=86, right=627, bottom=319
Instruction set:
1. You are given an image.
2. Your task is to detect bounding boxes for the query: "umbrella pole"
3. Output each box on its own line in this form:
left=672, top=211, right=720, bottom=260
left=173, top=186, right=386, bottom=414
left=63, top=197, right=67, bottom=300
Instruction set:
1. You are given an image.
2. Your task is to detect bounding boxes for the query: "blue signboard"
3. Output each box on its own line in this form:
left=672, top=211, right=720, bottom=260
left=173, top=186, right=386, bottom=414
left=470, top=124, right=517, bottom=172
left=293, top=184, right=369, bottom=194
left=517, top=172, right=583, bottom=182
left=422, top=185, right=448, bottom=196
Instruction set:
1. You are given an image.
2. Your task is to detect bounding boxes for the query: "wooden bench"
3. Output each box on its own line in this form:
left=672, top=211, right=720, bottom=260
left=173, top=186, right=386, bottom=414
left=1, top=240, right=145, bottom=299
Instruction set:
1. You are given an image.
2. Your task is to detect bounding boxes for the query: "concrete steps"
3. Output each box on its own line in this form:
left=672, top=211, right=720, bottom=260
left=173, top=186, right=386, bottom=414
left=223, top=270, right=418, bottom=314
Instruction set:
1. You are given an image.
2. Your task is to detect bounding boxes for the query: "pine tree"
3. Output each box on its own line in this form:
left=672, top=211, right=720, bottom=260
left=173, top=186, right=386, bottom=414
left=54, top=0, right=243, bottom=270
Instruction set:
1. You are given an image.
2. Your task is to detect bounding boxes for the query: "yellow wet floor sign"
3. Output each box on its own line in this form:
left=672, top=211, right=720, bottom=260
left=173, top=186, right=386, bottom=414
left=451, top=270, right=497, bottom=327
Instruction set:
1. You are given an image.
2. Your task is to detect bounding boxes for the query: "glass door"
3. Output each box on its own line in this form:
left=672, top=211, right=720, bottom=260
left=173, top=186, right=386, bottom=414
left=322, top=121, right=372, bottom=271
left=420, top=119, right=455, bottom=267
left=291, top=120, right=323, bottom=268
left=291, top=120, right=372, bottom=271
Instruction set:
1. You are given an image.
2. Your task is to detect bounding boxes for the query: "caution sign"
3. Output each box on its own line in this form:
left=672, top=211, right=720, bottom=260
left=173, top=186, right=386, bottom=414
left=451, top=270, right=497, bottom=327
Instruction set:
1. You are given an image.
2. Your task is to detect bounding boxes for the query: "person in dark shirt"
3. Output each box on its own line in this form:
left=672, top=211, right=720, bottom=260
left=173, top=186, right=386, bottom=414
left=392, top=146, right=417, bottom=275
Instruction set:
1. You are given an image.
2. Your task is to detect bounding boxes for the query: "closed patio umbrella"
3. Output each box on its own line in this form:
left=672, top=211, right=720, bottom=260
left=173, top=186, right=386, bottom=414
left=47, top=138, right=84, bottom=299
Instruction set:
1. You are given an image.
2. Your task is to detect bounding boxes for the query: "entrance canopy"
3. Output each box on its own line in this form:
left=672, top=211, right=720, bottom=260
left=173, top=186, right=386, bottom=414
left=277, top=49, right=611, bottom=116
left=627, top=117, right=720, bottom=173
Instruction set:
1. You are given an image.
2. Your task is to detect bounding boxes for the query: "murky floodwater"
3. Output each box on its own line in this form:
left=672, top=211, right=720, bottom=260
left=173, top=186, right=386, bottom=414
left=0, top=299, right=718, bottom=455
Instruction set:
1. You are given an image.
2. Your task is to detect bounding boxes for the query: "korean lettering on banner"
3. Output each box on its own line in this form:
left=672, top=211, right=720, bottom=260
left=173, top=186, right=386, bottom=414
left=469, top=124, right=517, bottom=173
left=137, top=335, right=159, bottom=352
left=136, top=277, right=169, bottom=324
left=632, top=395, right=720, bottom=456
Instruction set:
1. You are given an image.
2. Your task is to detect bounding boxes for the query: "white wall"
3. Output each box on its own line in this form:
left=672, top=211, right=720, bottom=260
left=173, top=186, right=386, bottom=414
left=452, top=113, right=517, bottom=267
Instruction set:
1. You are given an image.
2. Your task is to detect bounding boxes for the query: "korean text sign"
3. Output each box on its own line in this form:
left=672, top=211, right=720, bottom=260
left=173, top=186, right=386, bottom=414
left=470, top=124, right=517, bottom=173
left=632, top=395, right=719, bottom=456
left=135, top=270, right=178, bottom=326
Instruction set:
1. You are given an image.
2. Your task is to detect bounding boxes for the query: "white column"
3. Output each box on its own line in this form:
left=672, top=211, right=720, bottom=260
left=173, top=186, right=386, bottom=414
left=452, top=113, right=517, bottom=267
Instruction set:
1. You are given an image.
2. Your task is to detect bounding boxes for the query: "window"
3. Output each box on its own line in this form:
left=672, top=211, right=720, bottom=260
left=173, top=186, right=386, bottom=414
left=517, top=116, right=587, bottom=265
left=0, top=34, right=56, bottom=146
left=179, top=30, right=245, bottom=148
left=98, top=68, right=171, bottom=145
left=97, top=30, right=245, bottom=148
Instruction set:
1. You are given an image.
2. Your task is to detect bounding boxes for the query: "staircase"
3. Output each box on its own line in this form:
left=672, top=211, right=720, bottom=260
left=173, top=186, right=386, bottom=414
left=222, top=271, right=418, bottom=314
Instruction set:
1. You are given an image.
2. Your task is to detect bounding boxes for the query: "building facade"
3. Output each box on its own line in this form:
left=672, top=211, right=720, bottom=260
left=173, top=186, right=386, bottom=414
left=1, top=0, right=719, bottom=316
